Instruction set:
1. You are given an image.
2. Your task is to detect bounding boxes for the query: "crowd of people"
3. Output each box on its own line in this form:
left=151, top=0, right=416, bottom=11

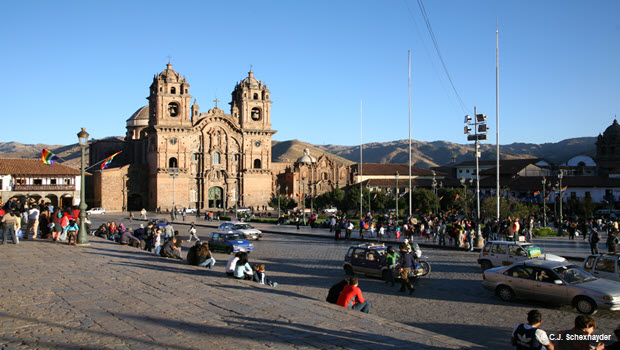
left=0, top=197, right=88, bottom=245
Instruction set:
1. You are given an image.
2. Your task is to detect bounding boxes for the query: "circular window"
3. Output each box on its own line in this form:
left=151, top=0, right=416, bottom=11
left=254, top=141, right=261, bottom=147
left=169, top=138, right=178, bottom=145
left=168, top=102, right=179, bottom=117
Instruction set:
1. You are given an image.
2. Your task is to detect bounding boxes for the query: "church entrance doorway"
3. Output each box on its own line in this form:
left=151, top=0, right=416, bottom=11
left=208, top=187, right=223, bottom=209
left=127, top=194, right=143, bottom=212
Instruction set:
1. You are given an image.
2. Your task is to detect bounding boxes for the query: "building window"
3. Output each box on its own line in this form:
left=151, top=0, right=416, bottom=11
left=251, top=107, right=261, bottom=121
left=253, top=93, right=258, bottom=100
left=185, top=89, right=188, bottom=94
left=0, top=179, right=2, bottom=189
left=159, top=87, right=162, bottom=92
left=234, top=154, right=239, bottom=162
left=585, top=192, right=591, bottom=198
left=50, top=179, right=57, bottom=185
left=16, top=178, right=26, bottom=185
left=168, top=102, right=179, bottom=117
left=171, top=87, right=176, bottom=94
left=65, top=178, right=72, bottom=185
left=193, top=153, right=199, bottom=161
left=34, top=179, right=43, bottom=185
left=169, top=157, right=178, bottom=168
left=459, top=170, right=463, bottom=173
left=254, top=159, right=261, bottom=169
left=213, top=152, right=220, bottom=165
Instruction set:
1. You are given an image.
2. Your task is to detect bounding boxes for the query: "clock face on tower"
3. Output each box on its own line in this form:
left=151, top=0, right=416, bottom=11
left=254, top=141, right=261, bottom=147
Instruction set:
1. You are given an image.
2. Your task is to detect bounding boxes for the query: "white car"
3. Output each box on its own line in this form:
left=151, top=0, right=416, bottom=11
left=86, top=207, right=106, bottom=215
left=323, top=207, right=338, bottom=214
left=177, top=207, right=197, bottom=214
left=478, top=241, right=566, bottom=271
left=218, top=222, right=263, bottom=240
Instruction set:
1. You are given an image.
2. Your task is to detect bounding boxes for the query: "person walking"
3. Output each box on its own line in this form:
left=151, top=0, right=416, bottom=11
left=511, top=309, right=554, bottom=350
left=589, top=228, right=601, bottom=255
left=140, top=208, right=147, bottom=220
left=607, top=231, right=619, bottom=253
left=188, top=222, right=199, bottom=243
left=1, top=210, right=20, bottom=244
left=384, top=246, right=399, bottom=287
left=397, top=244, right=415, bottom=295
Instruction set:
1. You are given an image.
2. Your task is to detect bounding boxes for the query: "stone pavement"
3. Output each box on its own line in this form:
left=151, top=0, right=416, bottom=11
left=0, top=238, right=480, bottom=349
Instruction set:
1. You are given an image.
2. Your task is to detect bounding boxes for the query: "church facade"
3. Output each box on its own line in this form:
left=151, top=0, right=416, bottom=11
left=92, top=63, right=276, bottom=211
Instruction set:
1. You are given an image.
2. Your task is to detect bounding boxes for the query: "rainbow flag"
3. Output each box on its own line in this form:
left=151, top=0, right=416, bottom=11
left=533, top=190, right=540, bottom=196
left=438, top=196, right=444, bottom=200
left=101, top=151, right=121, bottom=170
left=454, top=194, right=460, bottom=200
left=561, top=186, right=568, bottom=192
left=41, top=149, right=59, bottom=166
left=373, top=193, right=378, bottom=199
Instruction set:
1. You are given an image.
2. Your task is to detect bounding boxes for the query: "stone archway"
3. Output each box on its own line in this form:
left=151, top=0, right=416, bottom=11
left=45, top=194, right=59, bottom=208
left=61, top=195, right=73, bottom=209
left=127, top=193, right=143, bottom=212
left=207, top=187, right=223, bottom=209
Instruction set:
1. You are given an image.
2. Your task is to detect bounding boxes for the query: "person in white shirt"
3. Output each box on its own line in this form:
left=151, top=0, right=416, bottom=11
left=25, top=206, right=40, bottom=239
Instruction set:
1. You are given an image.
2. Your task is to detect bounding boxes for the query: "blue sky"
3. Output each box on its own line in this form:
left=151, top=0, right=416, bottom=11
left=2, top=0, right=618, bottom=147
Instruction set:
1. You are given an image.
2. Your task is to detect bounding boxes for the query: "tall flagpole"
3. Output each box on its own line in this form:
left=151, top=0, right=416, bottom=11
left=495, top=22, right=500, bottom=222
left=360, top=100, right=363, bottom=219
left=408, top=50, right=412, bottom=219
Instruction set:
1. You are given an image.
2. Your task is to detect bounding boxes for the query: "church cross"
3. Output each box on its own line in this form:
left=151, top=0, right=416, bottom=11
left=214, top=98, right=220, bottom=109
left=250, top=64, right=253, bottom=72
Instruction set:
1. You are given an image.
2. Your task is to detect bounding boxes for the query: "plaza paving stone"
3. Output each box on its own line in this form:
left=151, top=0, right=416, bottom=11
left=0, top=238, right=479, bottom=349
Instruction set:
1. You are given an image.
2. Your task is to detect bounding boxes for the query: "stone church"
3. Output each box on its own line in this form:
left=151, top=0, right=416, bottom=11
left=91, top=63, right=348, bottom=212
left=92, top=63, right=276, bottom=211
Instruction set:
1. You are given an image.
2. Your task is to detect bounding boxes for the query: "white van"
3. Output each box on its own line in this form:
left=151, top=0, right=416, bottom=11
left=478, top=241, right=566, bottom=270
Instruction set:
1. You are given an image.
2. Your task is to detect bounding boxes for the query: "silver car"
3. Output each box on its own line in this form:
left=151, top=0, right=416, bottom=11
left=482, top=259, right=620, bottom=315
left=218, top=222, right=263, bottom=240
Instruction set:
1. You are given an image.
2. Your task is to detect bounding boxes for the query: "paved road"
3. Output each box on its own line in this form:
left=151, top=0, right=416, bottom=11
left=86, top=214, right=620, bottom=349
left=0, top=227, right=479, bottom=349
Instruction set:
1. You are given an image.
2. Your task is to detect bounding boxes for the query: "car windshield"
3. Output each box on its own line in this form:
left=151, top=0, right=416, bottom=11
left=553, top=265, right=597, bottom=284
left=235, top=224, right=253, bottom=229
left=224, top=234, right=242, bottom=240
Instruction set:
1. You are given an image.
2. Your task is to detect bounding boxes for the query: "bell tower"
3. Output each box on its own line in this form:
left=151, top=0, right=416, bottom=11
left=230, top=70, right=276, bottom=208
left=148, top=62, right=192, bottom=127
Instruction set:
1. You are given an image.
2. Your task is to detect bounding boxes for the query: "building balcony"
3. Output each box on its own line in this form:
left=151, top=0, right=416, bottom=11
left=13, top=184, right=76, bottom=191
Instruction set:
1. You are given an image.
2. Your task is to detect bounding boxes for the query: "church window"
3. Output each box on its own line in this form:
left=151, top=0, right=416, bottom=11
left=254, top=159, right=262, bottom=169
left=213, top=152, right=220, bottom=165
left=185, top=89, right=188, bottom=94
left=262, top=91, right=266, bottom=100
left=160, top=87, right=162, bottom=92
left=169, top=138, right=178, bottom=145
left=169, top=157, right=178, bottom=168
left=251, top=108, right=261, bottom=121
left=234, top=154, right=239, bottom=162
left=168, top=102, right=179, bottom=117
left=253, top=93, right=258, bottom=100
left=322, top=173, right=328, bottom=180
left=171, top=87, right=176, bottom=94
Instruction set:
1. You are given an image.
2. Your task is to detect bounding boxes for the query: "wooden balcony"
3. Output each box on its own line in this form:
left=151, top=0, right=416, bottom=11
left=13, top=184, right=75, bottom=191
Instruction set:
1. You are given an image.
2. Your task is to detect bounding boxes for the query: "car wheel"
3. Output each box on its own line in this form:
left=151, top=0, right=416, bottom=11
left=344, top=265, right=354, bottom=276
left=226, top=246, right=233, bottom=255
left=574, top=297, right=598, bottom=315
left=496, top=285, right=515, bottom=302
left=480, top=260, right=492, bottom=271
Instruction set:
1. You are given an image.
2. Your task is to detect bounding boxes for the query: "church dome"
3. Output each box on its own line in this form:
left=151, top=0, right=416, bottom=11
left=603, top=119, right=620, bottom=139
left=127, top=105, right=149, bottom=122
left=157, top=62, right=183, bottom=82
left=296, top=148, right=316, bottom=164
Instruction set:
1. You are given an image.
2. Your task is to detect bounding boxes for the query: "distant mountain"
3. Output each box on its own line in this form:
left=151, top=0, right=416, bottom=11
left=314, top=137, right=596, bottom=167
left=0, top=136, right=596, bottom=170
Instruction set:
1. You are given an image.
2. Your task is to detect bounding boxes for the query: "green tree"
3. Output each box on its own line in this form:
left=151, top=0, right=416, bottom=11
left=268, top=195, right=297, bottom=212
left=412, top=188, right=439, bottom=215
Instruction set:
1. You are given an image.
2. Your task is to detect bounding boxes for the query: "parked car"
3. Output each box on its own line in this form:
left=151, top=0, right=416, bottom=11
left=323, top=207, right=338, bottom=214
left=153, top=218, right=169, bottom=228
left=482, top=259, right=620, bottom=315
left=343, top=243, right=424, bottom=281
left=478, top=241, right=567, bottom=270
left=86, top=207, right=106, bottom=215
left=207, top=232, right=254, bottom=254
left=177, top=207, right=197, bottom=214
left=218, top=222, right=263, bottom=240
left=583, top=254, right=620, bottom=283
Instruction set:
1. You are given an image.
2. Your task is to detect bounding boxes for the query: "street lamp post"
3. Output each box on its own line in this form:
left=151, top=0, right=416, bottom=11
left=395, top=172, right=399, bottom=221
left=431, top=171, right=437, bottom=215
left=167, top=168, right=179, bottom=216
left=277, top=184, right=281, bottom=219
left=558, top=170, right=564, bottom=236
left=464, top=109, right=488, bottom=248
left=302, top=179, right=306, bottom=225
left=76, top=128, right=89, bottom=246
left=541, top=177, right=547, bottom=228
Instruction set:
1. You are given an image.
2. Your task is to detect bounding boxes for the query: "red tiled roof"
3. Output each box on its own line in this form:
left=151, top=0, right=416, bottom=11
left=351, top=163, right=438, bottom=176
left=0, top=159, right=80, bottom=176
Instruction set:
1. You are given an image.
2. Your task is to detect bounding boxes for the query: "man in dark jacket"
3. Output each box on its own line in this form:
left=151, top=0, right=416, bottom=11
left=398, top=244, right=415, bottom=295
left=589, top=228, right=600, bottom=254
left=326, top=278, right=349, bottom=304
left=161, top=237, right=182, bottom=259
